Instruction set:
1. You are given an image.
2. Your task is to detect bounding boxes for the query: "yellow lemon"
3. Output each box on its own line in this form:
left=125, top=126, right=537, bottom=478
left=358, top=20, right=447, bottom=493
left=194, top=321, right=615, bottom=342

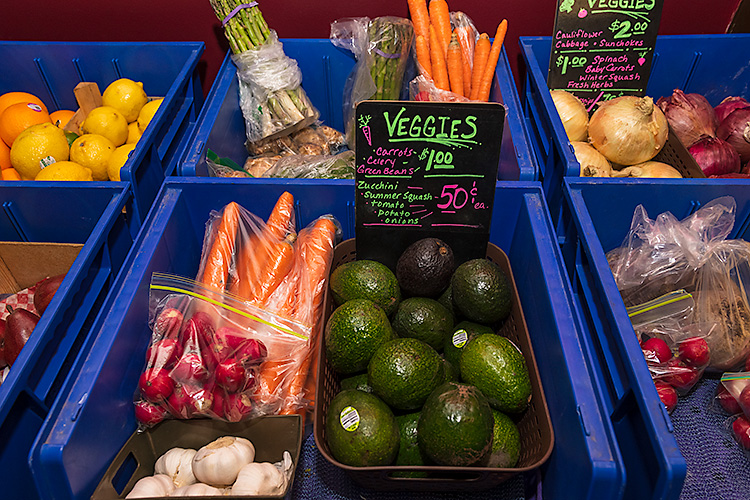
left=35, top=160, right=93, bottom=181
left=69, top=134, right=115, bottom=181
left=137, top=98, right=163, bottom=133
left=107, top=143, right=137, bottom=181
left=81, top=106, right=128, bottom=146
left=126, top=121, right=142, bottom=144
left=9, top=122, right=70, bottom=180
left=102, top=78, right=148, bottom=123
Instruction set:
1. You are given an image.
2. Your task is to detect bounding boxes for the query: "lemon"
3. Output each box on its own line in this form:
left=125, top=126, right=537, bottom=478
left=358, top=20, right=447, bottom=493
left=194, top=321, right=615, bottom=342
left=81, top=106, right=128, bottom=147
left=35, top=160, right=93, bottom=181
left=126, top=121, right=142, bottom=144
left=102, top=78, right=148, bottom=123
left=69, top=134, right=115, bottom=181
left=9, top=122, right=70, bottom=180
left=107, top=143, right=137, bottom=181
left=137, top=98, right=163, bottom=133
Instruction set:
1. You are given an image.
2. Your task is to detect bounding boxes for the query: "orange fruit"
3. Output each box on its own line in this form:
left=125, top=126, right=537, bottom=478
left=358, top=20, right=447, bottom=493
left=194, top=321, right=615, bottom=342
left=0, top=92, right=48, bottom=118
left=0, top=140, right=10, bottom=170
left=50, top=109, right=76, bottom=129
left=0, top=102, right=52, bottom=146
left=1, top=167, right=21, bottom=181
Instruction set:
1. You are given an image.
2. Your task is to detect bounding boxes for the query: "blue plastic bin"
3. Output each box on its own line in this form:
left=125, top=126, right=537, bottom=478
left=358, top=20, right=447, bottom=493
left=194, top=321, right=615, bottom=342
left=560, top=178, right=750, bottom=500
left=0, top=41, right=205, bottom=226
left=177, top=39, right=537, bottom=182
left=519, top=34, right=750, bottom=231
left=0, top=183, right=135, bottom=500
left=29, top=179, right=623, bottom=500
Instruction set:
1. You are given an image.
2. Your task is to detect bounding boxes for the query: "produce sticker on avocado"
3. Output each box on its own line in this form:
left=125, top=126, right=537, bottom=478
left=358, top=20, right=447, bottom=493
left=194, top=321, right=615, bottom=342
left=340, top=406, right=361, bottom=432
left=354, top=101, right=505, bottom=269
left=452, top=329, right=469, bottom=348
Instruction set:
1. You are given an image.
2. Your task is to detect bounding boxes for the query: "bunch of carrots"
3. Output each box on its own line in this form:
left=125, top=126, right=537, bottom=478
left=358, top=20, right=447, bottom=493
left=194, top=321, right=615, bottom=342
left=200, top=191, right=338, bottom=419
left=408, top=0, right=507, bottom=101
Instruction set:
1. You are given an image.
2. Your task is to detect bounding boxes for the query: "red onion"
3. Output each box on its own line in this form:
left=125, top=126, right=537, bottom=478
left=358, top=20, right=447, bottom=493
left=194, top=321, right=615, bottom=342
left=688, top=135, right=740, bottom=176
left=709, top=173, right=750, bottom=179
left=717, top=107, right=750, bottom=162
left=657, top=89, right=719, bottom=148
left=715, top=96, right=750, bottom=123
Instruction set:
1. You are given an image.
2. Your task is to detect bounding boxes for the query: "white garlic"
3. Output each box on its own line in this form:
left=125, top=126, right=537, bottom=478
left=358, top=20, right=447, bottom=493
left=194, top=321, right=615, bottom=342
left=230, top=451, right=293, bottom=496
left=169, top=483, right=227, bottom=496
left=125, top=474, right=175, bottom=498
left=155, top=447, right=197, bottom=488
left=192, top=436, right=255, bottom=487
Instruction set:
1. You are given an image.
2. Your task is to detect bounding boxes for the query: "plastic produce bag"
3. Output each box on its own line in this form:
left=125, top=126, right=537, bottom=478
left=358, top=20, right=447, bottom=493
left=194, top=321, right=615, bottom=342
left=261, top=151, right=355, bottom=179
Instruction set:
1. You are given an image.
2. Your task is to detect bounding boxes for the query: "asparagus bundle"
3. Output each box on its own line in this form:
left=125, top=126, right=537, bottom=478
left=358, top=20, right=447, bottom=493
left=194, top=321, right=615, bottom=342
left=367, top=17, right=414, bottom=100
left=209, top=0, right=317, bottom=142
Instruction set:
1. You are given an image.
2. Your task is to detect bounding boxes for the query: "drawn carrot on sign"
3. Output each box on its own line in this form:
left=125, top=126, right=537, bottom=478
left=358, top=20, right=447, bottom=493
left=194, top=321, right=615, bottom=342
left=358, top=114, right=372, bottom=146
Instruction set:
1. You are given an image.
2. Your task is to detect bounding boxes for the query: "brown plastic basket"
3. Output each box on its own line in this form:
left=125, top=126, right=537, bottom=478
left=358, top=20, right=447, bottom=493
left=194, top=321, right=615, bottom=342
left=651, top=127, right=705, bottom=178
left=313, top=239, right=554, bottom=492
left=91, top=415, right=302, bottom=499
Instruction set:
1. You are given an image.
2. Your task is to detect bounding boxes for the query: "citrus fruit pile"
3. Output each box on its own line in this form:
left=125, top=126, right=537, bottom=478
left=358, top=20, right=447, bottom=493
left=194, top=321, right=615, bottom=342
left=0, top=78, right=163, bottom=181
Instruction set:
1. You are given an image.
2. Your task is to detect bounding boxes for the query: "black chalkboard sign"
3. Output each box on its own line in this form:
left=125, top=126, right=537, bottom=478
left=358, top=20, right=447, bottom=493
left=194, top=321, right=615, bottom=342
left=354, top=100, right=505, bottom=271
left=547, top=0, right=664, bottom=110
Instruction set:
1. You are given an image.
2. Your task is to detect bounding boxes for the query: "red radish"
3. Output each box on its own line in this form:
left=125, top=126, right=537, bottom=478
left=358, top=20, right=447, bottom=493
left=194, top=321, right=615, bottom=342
left=188, top=311, right=216, bottom=348
left=138, top=368, right=175, bottom=403
left=242, top=367, right=258, bottom=392
left=145, top=338, right=183, bottom=369
left=216, top=358, right=245, bottom=392
left=642, top=337, right=672, bottom=364
left=654, top=381, right=678, bottom=413
left=732, top=415, right=750, bottom=450
left=717, top=384, right=743, bottom=415
left=211, top=387, right=228, bottom=418
left=224, top=392, right=253, bottom=422
left=171, top=351, right=209, bottom=384
left=186, top=386, right=214, bottom=416
left=664, top=358, right=700, bottom=391
left=678, top=337, right=710, bottom=367
left=236, top=338, right=268, bottom=366
left=0, top=318, right=6, bottom=368
left=208, top=326, right=249, bottom=363
left=167, top=384, right=195, bottom=418
left=739, top=385, right=750, bottom=416
left=134, top=400, right=168, bottom=426
left=745, top=353, right=750, bottom=372
left=152, top=307, right=184, bottom=340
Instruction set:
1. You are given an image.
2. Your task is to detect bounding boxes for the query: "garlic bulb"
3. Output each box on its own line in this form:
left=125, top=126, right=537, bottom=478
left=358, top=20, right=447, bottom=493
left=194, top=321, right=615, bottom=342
left=169, top=483, right=227, bottom=496
left=125, top=474, right=175, bottom=498
left=231, top=451, right=294, bottom=496
left=192, top=436, right=255, bottom=486
left=551, top=89, right=589, bottom=142
left=572, top=141, right=611, bottom=177
left=155, top=447, right=197, bottom=488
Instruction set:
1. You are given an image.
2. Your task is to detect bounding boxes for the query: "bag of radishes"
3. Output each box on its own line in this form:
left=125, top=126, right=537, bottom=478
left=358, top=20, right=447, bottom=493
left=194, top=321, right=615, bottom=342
left=134, top=273, right=310, bottom=427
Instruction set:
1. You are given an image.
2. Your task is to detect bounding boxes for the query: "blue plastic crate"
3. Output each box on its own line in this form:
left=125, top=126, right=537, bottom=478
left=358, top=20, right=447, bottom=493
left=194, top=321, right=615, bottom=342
left=177, top=39, right=537, bottom=182
left=0, top=41, right=205, bottom=226
left=29, top=179, right=622, bottom=500
left=0, top=183, right=135, bottom=500
left=519, top=34, right=750, bottom=232
left=560, top=178, right=750, bottom=500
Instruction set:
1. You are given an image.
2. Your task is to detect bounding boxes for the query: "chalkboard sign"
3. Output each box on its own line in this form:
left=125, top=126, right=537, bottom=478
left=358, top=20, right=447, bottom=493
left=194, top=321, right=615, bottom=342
left=354, top=100, right=505, bottom=270
left=547, top=0, right=664, bottom=110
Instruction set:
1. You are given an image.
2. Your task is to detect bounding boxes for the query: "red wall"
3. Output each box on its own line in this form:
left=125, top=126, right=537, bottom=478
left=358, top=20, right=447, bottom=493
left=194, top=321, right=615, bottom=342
left=0, top=0, right=740, bottom=96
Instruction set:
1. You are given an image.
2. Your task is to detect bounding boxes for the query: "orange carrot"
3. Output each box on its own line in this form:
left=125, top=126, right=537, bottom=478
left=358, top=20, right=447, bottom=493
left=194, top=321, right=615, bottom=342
left=415, top=34, right=432, bottom=78
left=265, top=191, right=295, bottom=240
left=456, top=25, right=475, bottom=97
left=469, top=33, right=490, bottom=101
left=429, top=25, right=450, bottom=91
left=200, top=202, right=240, bottom=291
left=476, top=19, right=508, bottom=102
left=428, top=0, right=451, bottom=55
left=250, top=235, right=296, bottom=306
left=447, top=32, right=464, bottom=97
left=407, top=0, right=431, bottom=53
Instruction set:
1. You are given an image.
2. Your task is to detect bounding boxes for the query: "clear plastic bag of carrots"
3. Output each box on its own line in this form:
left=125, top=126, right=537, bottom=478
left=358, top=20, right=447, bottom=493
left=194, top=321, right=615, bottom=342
left=134, top=192, right=341, bottom=427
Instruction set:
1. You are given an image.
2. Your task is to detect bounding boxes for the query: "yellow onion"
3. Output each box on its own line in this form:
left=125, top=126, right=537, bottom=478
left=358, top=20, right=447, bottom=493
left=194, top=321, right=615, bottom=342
left=551, top=90, right=589, bottom=142
left=572, top=141, right=611, bottom=177
left=611, top=161, right=682, bottom=178
left=589, top=96, right=668, bottom=165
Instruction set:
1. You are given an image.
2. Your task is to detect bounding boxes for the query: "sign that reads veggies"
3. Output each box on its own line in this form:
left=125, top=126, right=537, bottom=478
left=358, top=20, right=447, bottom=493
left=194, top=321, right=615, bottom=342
left=547, top=0, right=664, bottom=110
left=354, top=100, right=505, bottom=270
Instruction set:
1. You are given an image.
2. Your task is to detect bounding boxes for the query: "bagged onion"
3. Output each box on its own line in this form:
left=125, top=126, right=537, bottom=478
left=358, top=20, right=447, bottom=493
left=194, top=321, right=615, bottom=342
left=572, top=141, right=611, bottom=177
left=551, top=89, right=589, bottom=142
left=611, top=161, right=682, bottom=178
left=589, top=96, right=668, bottom=166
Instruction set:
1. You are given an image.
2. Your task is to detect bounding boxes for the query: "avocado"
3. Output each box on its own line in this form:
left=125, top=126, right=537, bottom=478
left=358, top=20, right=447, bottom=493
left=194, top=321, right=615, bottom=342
left=442, top=357, right=459, bottom=382
left=451, top=258, right=513, bottom=325
left=329, top=259, right=401, bottom=316
left=393, top=412, right=429, bottom=477
left=367, top=337, right=444, bottom=411
left=392, top=297, right=454, bottom=351
left=396, top=238, right=454, bottom=297
left=443, top=321, right=495, bottom=368
left=325, top=389, right=400, bottom=466
left=437, top=283, right=461, bottom=323
left=340, top=372, right=373, bottom=393
left=417, top=382, right=494, bottom=466
left=460, top=334, right=532, bottom=414
left=324, top=299, right=394, bottom=375
left=488, top=409, right=521, bottom=468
